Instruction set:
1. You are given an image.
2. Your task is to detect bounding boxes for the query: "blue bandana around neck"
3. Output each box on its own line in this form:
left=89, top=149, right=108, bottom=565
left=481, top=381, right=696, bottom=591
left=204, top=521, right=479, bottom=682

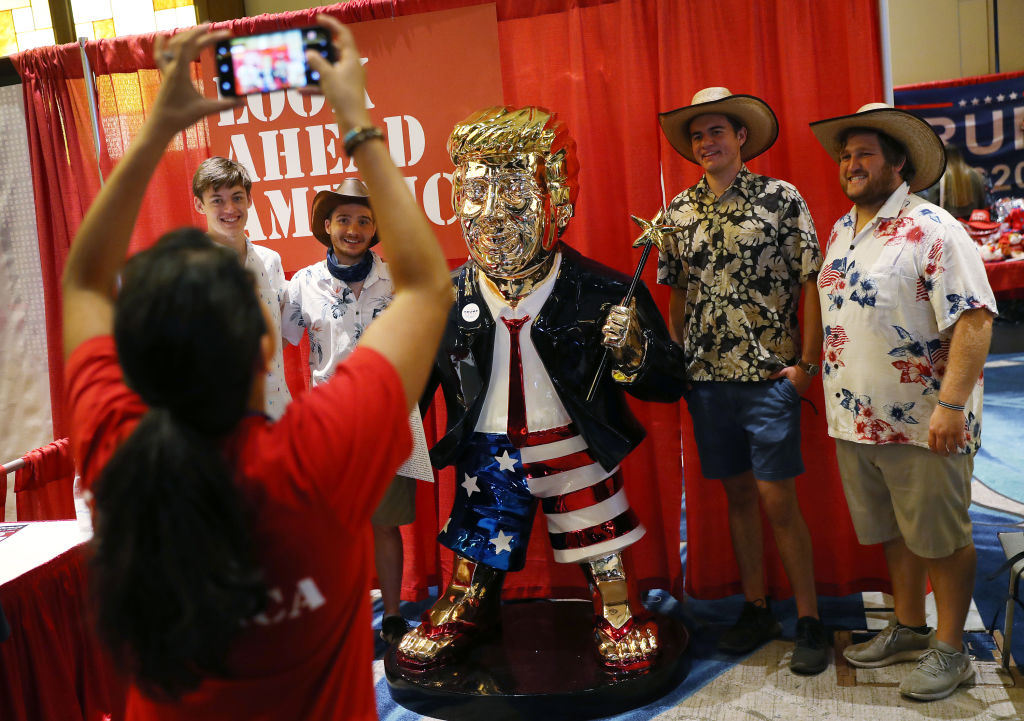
left=326, top=249, right=373, bottom=284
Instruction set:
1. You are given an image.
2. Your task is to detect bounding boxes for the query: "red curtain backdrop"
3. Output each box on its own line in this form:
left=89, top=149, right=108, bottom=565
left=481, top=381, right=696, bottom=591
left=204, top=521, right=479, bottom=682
left=647, top=0, right=892, bottom=598
left=476, top=0, right=890, bottom=599
left=13, top=0, right=889, bottom=603
left=13, top=41, right=217, bottom=443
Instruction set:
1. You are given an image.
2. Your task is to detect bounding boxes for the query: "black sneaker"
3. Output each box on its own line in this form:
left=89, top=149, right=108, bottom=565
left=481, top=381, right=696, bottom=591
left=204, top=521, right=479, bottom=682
left=790, top=616, right=830, bottom=675
left=380, top=615, right=410, bottom=645
left=718, top=601, right=781, bottom=654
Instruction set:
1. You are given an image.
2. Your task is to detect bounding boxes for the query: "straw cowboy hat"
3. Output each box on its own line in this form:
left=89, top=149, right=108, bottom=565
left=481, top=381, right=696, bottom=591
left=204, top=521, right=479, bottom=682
left=659, top=87, right=779, bottom=163
left=310, top=177, right=376, bottom=247
left=809, top=103, right=945, bottom=193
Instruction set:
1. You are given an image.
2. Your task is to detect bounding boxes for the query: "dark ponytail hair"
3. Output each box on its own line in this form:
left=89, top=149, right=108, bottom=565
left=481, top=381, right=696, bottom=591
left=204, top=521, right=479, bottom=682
left=89, top=228, right=268, bottom=700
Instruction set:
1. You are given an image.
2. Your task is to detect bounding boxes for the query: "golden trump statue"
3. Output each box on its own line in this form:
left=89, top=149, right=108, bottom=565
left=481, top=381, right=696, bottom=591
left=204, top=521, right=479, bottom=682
left=397, top=107, right=687, bottom=674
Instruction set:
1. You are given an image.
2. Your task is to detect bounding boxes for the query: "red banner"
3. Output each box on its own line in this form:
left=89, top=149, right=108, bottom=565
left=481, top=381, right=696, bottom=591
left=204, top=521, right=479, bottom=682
left=202, top=5, right=502, bottom=272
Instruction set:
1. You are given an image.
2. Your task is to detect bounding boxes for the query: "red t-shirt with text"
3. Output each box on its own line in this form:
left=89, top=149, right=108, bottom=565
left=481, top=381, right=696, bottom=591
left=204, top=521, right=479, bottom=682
left=67, top=336, right=411, bottom=721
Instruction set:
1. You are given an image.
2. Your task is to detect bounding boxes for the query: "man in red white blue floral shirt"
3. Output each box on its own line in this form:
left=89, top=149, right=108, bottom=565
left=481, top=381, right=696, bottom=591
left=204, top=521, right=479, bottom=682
left=811, top=103, right=997, bottom=702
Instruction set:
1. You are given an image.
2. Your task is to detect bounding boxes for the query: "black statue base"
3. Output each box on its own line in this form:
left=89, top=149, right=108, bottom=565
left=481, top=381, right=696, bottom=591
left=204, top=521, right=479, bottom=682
left=384, top=599, right=690, bottom=721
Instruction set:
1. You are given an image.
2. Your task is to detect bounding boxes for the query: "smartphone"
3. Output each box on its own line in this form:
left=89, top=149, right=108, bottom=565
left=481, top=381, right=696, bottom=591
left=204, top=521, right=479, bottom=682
left=215, top=26, right=336, bottom=97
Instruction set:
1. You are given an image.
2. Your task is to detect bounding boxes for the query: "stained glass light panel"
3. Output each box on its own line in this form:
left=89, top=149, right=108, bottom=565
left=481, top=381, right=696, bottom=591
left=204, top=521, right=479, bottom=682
left=4, top=2, right=196, bottom=58
left=70, top=0, right=196, bottom=41
left=3, top=1, right=54, bottom=54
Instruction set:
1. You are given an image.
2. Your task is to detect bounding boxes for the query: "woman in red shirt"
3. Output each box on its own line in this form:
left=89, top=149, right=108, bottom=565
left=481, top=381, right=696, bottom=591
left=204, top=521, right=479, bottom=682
left=62, top=17, right=452, bottom=720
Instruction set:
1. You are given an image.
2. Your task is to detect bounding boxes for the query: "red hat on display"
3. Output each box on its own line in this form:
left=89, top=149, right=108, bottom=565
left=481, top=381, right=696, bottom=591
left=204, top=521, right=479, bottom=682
left=966, top=209, right=1000, bottom=231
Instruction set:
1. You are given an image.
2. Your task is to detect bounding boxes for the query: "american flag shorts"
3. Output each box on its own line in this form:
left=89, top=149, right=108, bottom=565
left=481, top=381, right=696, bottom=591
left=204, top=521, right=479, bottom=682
left=438, top=426, right=645, bottom=570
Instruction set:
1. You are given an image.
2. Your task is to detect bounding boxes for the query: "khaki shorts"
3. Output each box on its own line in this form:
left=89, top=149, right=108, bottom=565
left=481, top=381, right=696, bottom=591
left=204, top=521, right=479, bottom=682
left=834, top=439, right=973, bottom=559
left=371, top=475, right=417, bottom=527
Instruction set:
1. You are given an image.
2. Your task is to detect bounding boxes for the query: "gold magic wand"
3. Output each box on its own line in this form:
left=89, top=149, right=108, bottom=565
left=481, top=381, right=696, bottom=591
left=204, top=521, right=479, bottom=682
left=585, top=210, right=682, bottom=403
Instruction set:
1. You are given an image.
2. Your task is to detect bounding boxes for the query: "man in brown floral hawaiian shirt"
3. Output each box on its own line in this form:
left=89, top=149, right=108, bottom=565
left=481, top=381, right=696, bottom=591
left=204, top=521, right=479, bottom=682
left=657, top=88, right=826, bottom=674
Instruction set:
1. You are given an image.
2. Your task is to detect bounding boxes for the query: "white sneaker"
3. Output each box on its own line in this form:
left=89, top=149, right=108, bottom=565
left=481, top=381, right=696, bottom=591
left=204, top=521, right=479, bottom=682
left=899, top=640, right=976, bottom=701
left=843, top=619, right=933, bottom=668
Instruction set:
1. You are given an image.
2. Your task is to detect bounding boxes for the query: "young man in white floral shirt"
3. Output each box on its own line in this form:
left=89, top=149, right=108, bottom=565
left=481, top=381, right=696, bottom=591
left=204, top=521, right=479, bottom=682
left=281, top=179, right=413, bottom=646
left=811, top=103, right=997, bottom=701
left=657, top=87, right=826, bottom=674
left=192, top=157, right=291, bottom=419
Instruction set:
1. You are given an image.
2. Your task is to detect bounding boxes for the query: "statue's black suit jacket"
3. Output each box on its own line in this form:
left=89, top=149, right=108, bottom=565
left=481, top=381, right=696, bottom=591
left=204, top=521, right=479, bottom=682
left=424, top=245, right=687, bottom=472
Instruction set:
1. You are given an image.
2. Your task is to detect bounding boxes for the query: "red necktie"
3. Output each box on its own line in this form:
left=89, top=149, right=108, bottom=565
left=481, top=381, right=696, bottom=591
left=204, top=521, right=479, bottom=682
left=501, top=316, right=530, bottom=447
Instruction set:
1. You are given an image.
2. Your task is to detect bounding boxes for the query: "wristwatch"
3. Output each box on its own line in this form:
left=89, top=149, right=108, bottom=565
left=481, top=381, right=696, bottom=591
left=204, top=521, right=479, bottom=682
left=797, top=359, right=820, bottom=377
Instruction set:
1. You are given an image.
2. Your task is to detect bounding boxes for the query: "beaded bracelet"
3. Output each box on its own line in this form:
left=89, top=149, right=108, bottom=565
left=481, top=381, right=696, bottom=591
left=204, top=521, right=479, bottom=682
left=936, top=399, right=965, bottom=412
left=343, top=126, right=385, bottom=157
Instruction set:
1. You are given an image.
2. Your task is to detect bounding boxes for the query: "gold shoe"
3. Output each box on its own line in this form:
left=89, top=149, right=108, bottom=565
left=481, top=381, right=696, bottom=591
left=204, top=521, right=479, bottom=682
left=581, top=551, right=658, bottom=674
left=594, top=613, right=659, bottom=675
left=396, top=556, right=504, bottom=670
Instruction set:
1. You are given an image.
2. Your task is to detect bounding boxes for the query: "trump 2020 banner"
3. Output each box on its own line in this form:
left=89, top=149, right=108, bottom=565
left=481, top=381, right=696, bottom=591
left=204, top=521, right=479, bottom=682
left=202, top=5, right=502, bottom=273
left=895, top=71, right=1024, bottom=200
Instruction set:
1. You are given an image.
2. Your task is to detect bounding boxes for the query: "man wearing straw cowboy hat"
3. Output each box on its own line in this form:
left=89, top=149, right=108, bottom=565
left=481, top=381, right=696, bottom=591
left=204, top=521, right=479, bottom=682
left=657, top=87, right=827, bottom=674
left=281, top=177, right=416, bottom=647
left=810, top=103, right=996, bottom=700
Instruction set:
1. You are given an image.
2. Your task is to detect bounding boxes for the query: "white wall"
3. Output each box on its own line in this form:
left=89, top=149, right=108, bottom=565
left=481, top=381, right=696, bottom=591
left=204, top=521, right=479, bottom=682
left=0, top=84, right=54, bottom=484
left=888, top=0, right=1024, bottom=86
left=996, top=0, right=1024, bottom=76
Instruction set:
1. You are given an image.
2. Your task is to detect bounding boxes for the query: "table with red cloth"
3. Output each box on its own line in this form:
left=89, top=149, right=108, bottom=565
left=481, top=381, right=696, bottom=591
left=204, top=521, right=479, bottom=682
left=985, top=259, right=1024, bottom=300
left=0, top=521, right=126, bottom=721
left=1, top=438, right=76, bottom=523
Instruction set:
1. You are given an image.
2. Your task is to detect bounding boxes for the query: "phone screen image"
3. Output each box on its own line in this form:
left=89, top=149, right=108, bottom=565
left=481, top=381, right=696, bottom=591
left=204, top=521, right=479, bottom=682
left=215, top=27, right=332, bottom=97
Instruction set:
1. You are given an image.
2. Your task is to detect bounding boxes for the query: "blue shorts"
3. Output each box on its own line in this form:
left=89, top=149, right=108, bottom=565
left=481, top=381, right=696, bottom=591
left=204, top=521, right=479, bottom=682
left=684, top=379, right=804, bottom=481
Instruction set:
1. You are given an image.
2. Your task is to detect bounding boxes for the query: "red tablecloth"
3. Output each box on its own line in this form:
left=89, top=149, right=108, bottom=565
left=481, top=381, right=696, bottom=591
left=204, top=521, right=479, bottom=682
left=985, top=259, right=1024, bottom=299
left=0, top=543, right=126, bottom=721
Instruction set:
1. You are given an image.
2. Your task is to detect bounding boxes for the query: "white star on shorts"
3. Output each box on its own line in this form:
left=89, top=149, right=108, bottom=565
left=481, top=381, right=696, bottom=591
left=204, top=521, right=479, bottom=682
left=461, top=474, right=480, bottom=497
left=490, top=529, right=514, bottom=554
left=495, top=450, right=518, bottom=472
